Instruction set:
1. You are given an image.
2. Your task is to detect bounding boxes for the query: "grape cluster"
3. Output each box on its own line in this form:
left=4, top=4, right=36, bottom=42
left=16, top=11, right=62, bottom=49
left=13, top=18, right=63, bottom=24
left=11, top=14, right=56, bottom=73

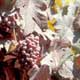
left=0, top=16, right=12, bottom=40
left=0, top=10, right=20, bottom=40
left=15, top=33, right=42, bottom=69
left=0, top=13, right=16, bottom=40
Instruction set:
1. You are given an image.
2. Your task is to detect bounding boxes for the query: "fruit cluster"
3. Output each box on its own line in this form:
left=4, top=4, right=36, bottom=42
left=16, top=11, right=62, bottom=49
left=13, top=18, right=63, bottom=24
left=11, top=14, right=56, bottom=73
left=15, top=33, right=42, bottom=69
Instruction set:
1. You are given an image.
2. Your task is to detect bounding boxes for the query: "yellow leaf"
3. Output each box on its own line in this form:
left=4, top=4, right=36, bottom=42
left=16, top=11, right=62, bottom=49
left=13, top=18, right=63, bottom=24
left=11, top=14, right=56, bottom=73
left=51, top=5, right=58, bottom=13
left=55, top=0, right=63, bottom=8
left=71, top=47, right=76, bottom=55
left=8, top=42, right=17, bottom=52
left=51, top=18, right=57, bottom=24
left=65, top=0, right=70, bottom=5
left=65, top=0, right=75, bottom=5
left=47, top=19, right=56, bottom=31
